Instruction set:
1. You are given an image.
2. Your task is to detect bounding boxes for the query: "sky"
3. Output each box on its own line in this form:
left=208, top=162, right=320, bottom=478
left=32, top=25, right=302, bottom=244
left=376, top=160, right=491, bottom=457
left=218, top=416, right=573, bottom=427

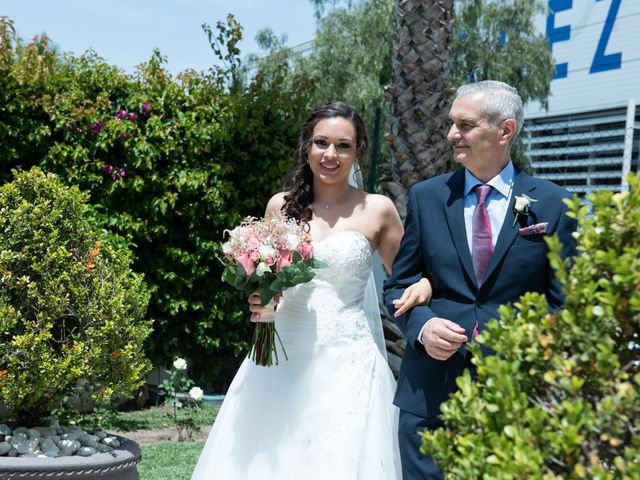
left=2, top=0, right=318, bottom=75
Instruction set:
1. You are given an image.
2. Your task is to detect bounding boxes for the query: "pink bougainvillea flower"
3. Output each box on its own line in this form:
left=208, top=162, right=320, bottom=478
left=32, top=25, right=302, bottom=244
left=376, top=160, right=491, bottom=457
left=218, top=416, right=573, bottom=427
left=90, top=119, right=104, bottom=134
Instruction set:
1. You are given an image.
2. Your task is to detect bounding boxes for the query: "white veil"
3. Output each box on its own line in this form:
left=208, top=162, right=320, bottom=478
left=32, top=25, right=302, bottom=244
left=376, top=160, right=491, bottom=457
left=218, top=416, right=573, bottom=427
left=349, top=166, right=388, bottom=361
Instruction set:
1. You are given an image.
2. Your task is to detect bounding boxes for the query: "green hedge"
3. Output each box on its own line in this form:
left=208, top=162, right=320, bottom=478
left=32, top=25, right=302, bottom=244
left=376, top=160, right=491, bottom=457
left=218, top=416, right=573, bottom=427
left=0, top=17, right=314, bottom=390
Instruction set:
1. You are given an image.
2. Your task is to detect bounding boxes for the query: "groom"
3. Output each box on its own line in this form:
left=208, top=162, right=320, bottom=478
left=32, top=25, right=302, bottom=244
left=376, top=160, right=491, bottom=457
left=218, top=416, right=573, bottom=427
left=384, top=80, right=577, bottom=479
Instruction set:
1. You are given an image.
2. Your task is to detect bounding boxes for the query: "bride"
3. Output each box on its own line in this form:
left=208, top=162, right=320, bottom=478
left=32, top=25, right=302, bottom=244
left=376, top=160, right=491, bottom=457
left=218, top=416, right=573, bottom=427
left=192, top=102, right=430, bottom=479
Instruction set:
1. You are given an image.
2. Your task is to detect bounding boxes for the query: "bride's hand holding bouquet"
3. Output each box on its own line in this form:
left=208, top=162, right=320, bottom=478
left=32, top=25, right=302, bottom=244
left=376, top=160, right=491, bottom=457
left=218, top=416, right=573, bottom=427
left=219, top=211, right=325, bottom=366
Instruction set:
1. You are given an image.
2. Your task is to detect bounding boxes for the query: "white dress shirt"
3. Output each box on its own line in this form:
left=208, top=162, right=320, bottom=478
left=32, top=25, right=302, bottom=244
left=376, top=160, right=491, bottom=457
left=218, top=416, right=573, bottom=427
left=463, top=160, right=515, bottom=252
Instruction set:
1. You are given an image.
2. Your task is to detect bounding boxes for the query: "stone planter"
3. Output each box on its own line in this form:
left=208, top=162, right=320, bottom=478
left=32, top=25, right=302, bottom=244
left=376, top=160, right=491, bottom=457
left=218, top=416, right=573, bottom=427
left=0, top=435, right=141, bottom=480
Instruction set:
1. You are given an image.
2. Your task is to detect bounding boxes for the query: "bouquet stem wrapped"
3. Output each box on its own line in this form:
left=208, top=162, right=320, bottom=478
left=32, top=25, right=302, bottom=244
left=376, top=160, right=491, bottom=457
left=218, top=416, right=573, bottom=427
left=220, top=212, right=325, bottom=366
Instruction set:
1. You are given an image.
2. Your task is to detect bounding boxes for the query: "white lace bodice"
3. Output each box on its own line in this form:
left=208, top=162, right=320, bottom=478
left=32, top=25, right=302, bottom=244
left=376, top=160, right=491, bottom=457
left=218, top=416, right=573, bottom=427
left=275, top=230, right=375, bottom=349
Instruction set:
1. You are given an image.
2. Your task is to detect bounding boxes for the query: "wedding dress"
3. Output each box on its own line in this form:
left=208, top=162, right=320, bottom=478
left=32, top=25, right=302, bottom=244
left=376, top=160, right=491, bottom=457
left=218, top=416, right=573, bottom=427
left=192, top=230, right=401, bottom=479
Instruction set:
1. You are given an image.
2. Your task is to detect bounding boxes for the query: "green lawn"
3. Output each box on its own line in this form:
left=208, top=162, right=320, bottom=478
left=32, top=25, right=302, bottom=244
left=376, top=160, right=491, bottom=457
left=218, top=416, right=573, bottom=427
left=139, top=441, right=204, bottom=480
left=76, top=403, right=219, bottom=432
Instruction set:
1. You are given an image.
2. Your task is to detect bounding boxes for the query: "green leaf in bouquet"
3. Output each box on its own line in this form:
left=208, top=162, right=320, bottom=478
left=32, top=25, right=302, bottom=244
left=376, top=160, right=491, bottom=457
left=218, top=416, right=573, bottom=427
left=311, top=258, right=328, bottom=269
left=270, top=277, right=284, bottom=292
left=221, top=264, right=239, bottom=286
left=292, top=251, right=303, bottom=263
left=259, top=282, right=276, bottom=306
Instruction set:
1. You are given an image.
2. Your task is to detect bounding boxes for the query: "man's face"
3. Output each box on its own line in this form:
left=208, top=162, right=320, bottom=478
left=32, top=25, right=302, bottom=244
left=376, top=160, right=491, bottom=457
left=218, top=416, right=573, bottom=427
left=447, top=93, right=505, bottom=172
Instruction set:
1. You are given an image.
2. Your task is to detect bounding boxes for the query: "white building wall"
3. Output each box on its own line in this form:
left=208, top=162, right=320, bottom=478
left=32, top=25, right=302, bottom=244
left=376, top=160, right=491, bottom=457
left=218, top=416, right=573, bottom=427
left=526, top=0, right=640, bottom=118
left=524, top=0, right=640, bottom=194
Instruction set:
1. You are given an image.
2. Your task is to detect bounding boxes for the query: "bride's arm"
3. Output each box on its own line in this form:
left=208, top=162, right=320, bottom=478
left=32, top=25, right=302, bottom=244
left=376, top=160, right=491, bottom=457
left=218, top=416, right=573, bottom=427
left=392, top=278, right=432, bottom=317
left=375, top=194, right=433, bottom=316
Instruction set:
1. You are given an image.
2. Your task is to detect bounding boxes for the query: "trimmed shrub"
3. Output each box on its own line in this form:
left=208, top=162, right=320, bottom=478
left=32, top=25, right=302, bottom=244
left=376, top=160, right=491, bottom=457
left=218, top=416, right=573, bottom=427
left=0, top=168, right=152, bottom=426
left=421, top=175, right=640, bottom=478
left=0, top=16, right=315, bottom=390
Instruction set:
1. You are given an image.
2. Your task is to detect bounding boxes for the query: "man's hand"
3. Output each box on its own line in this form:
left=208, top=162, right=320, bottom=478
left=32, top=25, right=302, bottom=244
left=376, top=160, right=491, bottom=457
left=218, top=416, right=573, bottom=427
left=248, top=292, right=279, bottom=322
left=421, top=317, right=467, bottom=361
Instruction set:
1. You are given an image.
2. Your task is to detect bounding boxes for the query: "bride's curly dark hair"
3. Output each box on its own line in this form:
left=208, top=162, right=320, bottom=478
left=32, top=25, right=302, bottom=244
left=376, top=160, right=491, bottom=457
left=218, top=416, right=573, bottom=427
left=283, top=102, right=368, bottom=222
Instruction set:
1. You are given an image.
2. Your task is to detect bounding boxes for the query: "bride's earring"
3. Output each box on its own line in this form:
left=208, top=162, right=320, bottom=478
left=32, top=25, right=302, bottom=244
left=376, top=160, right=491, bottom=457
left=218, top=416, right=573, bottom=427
left=351, top=163, right=362, bottom=184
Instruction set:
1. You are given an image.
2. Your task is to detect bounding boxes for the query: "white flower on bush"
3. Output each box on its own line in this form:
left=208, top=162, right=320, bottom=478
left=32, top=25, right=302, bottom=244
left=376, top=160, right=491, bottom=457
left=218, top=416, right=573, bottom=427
left=189, top=386, right=204, bottom=402
left=173, top=358, right=187, bottom=371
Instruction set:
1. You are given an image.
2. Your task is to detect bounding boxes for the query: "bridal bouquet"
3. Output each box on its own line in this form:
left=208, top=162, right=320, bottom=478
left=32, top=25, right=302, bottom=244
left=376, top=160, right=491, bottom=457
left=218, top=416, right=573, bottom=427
left=220, top=211, right=324, bottom=366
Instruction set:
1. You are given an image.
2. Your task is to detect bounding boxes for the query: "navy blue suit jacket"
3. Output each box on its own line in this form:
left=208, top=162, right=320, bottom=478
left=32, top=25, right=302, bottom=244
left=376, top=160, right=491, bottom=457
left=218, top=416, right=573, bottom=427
left=384, top=168, right=577, bottom=418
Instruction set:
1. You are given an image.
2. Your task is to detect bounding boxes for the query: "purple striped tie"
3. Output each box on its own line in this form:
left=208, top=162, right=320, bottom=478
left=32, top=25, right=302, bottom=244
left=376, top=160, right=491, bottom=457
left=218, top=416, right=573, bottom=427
left=472, top=185, right=493, bottom=284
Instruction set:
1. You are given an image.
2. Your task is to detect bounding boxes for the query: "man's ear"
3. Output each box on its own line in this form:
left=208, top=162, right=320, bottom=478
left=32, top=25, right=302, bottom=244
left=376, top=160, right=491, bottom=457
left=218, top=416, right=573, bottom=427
left=499, top=118, right=517, bottom=145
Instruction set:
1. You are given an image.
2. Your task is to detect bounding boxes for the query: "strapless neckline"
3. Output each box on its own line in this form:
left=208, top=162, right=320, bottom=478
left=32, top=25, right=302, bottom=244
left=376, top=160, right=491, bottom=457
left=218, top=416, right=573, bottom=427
left=313, top=229, right=374, bottom=254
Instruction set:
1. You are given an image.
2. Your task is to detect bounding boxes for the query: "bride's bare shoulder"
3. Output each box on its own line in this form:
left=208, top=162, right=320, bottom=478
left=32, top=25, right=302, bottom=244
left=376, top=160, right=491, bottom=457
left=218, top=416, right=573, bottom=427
left=265, top=192, right=288, bottom=215
left=363, top=192, right=397, bottom=215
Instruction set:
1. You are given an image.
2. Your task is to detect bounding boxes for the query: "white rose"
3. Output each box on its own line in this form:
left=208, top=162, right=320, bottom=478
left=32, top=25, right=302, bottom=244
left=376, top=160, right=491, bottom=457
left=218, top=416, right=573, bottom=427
left=514, top=195, right=530, bottom=212
left=189, top=386, right=204, bottom=402
left=258, top=244, right=276, bottom=260
left=222, top=242, right=234, bottom=255
left=256, top=261, right=271, bottom=277
left=286, top=234, right=301, bottom=250
left=173, top=358, right=187, bottom=371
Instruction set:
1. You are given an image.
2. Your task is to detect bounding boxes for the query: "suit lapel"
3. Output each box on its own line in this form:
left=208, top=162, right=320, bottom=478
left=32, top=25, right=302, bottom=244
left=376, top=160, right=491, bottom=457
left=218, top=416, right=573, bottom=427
left=482, top=170, right=537, bottom=284
left=443, top=170, right=476, bottom=286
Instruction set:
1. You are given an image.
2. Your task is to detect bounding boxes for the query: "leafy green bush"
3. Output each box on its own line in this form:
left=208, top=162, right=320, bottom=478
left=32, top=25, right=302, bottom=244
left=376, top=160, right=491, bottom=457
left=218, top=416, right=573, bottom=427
left=421, top=175, right=640, bottom=478
left=0, top=16, right=314, bottom=390
left=0, top=168, right=152, bottom=426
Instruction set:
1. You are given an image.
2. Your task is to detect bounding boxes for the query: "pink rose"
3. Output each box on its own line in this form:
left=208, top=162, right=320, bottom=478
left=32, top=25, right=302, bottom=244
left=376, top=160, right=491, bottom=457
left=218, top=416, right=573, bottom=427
left=250, top=250, right=260, bottom=262
left=276, top=250, right=293, bottom=271
left=234, top=251, right=255, bottom=276
left=299, top=241, right=314, bottom=261
left=246, top=237, right=259, bottom=251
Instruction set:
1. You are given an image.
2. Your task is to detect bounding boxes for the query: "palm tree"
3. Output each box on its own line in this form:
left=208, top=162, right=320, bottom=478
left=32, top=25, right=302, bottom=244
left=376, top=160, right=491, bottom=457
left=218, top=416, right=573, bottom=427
left=383, top=0, right=454, bottom=219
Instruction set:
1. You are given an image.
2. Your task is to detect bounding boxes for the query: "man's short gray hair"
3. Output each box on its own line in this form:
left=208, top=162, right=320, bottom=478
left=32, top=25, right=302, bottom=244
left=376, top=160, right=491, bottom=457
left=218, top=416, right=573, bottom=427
left=455, top=80, right=524, bottom=137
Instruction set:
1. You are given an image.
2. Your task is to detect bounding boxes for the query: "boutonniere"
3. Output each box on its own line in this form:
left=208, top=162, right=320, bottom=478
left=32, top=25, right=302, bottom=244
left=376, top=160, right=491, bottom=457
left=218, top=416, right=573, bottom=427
left=512, top=194, right=537, bottom=227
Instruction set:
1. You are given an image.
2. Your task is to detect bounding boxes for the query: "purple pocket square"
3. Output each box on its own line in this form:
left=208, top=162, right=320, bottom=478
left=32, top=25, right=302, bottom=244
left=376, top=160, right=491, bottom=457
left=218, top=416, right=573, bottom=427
left=518, top=222, right=548, bottom=236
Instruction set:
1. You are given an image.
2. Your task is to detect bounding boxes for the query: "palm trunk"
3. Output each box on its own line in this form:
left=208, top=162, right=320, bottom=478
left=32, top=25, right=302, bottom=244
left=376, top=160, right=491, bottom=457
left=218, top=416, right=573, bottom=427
left=383, top=0, right=454, bottom=219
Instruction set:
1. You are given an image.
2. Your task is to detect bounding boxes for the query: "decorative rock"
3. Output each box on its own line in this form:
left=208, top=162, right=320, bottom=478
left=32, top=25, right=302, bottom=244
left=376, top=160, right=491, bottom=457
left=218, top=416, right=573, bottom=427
left=58, top=447, right=74, bottom=457
left=59, top=439, right=81, bottom=452
left=95, top=443, right=114, bottom=453
left=78, top=433, right=99, bottom=448
left=40, top=436, right=59, bottom=456
left=61, top=429, right=83, bottom=441
left=102, top=436, right=121, bottom=448
left=0, top=423, right=129, bottom=459
left=15, top=438, right=39, bottom=455
left=11, top=432, right=28, bottom=443
left=34, top=426, right=57, bottom=437
left=0, top=441, right=11, bottom=455
left=77, top=446, right=97, bottom=456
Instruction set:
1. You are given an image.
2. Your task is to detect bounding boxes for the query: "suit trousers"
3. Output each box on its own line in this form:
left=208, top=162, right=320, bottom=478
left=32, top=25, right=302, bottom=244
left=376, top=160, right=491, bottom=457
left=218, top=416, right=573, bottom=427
left=398, top=410, right=444, bottom=480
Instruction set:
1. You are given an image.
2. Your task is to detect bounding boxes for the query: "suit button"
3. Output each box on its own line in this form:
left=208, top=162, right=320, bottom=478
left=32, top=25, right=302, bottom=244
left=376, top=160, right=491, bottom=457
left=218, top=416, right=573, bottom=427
left=476, top=301, right=483, bottom=308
